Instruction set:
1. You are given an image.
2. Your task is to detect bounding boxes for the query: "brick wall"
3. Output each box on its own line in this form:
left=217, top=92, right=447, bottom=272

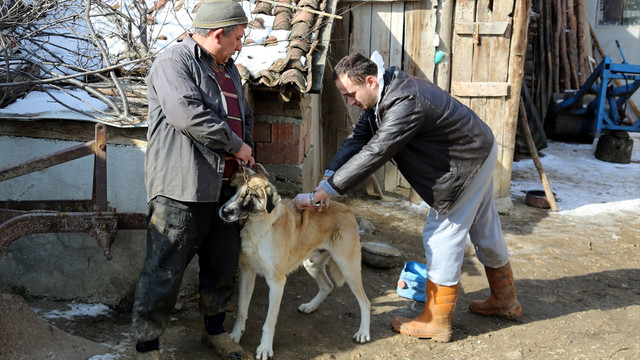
left=250, top=90, right=313, bottom=166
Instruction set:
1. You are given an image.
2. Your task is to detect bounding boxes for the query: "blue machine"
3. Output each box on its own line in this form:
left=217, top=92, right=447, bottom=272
left=549, top=42, right=640, bottom=138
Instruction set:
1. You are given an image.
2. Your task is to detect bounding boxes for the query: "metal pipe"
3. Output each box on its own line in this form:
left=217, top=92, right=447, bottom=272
left=0, top=140, right=96, bottom=182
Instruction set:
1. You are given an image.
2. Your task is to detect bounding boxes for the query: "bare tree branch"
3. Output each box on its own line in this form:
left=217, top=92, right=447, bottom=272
left=0, top=0, right=188, bottom=124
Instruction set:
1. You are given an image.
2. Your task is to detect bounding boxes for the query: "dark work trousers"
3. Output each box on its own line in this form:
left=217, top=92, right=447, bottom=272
left=131, top=187, right=240, bottom=343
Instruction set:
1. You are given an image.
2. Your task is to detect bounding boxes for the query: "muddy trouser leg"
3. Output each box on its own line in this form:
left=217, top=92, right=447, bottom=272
left=131, top=196, right=215, bottom=343
left=198, top=186, right=241, bottom=319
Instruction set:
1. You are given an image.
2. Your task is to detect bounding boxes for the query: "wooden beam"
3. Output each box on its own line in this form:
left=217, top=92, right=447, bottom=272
left=501, top=0, right=532, bottom=197
left=486, top=0, right=515, bottom=198
left=0, top=119, right=147, bottom=147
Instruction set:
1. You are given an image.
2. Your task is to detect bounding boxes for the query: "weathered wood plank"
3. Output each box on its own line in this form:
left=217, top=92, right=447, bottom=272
left=370, top=2, right=398, bottom=190
left=454, top=21, right=509, bottom=35
left=402, top=1, right=416, bottom=73
left=0, top=119, right=147, bottom=147
left=500, top=0, right=532, bottom=198
left=450, top=82, right=510, bottom=97
left=348, top=3, right=372, bottom=127
left=403, top=0, right=437, bottom=81
left=451, top=0, right=476, bottom=107
left=322, top=3, right=351, bottom=166
left=487, top=0, right=516, bottom=197
left=469, top=0, right=492, bottom=121
left=434, top=0, right=453, bottom=90
left=371, top=3, right=393, bottom=65
left=350, top=4, right=373, bottom=57
left=389, top=2, right=404, bottom=67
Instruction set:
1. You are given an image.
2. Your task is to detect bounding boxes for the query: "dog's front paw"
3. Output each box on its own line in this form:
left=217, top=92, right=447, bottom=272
left=255, top=343, right=274, bottom=360
left=229, top=328, right=244, bottom=343
left=353, top=330, right=371, bottom=344
left=298, top=302, right=318, bottom=314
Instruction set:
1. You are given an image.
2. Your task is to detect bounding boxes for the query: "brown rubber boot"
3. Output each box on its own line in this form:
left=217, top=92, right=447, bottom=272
left=201, top=331, right=251, bottom=360
left=469, top=261, right=522, bottom=319
left=391, top=279, right=459, bottom=342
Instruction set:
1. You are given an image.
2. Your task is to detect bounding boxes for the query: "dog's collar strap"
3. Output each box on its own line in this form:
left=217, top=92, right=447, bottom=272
left=240, top=162, right=250, bottom=185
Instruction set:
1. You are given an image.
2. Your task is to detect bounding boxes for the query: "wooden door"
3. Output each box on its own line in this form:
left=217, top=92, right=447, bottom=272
left=323, top=0, right=530, bottom=199
left=450, top=0, right=530, bottom=198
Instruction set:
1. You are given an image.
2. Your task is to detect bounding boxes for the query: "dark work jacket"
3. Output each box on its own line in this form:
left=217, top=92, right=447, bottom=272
left=145, top=35, right=253, bottom=203
left=327, top=67, right=494, bottom=215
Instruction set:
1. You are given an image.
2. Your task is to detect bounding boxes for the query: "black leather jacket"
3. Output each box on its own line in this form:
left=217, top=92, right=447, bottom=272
left=327, top=67, right=494, bottom=215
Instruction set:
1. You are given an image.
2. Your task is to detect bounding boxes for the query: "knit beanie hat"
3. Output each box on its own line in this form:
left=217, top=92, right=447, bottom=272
left=193, top=0, right=248, bottom=29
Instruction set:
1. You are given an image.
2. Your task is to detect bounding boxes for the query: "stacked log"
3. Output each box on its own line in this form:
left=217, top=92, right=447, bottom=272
left=525, top=0, right=592, bottom=121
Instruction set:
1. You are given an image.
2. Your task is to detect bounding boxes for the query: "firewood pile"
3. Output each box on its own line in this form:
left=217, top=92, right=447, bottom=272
left=517, top=0, right=640, bottom=154
left=525, top=0, right=639, bottom=123
left=525, top=0, right=592, bottom=121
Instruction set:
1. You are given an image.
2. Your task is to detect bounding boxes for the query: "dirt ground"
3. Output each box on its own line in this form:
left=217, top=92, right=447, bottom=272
left=12, top=189, right=639, bottom=360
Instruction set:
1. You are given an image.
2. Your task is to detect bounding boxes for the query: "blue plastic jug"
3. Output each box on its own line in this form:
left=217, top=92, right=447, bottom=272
left=396, top=261, right=428, bottom=302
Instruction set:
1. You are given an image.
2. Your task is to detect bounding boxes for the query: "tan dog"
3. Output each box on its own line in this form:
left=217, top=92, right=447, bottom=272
left=219, top=165, right=371, bottom=360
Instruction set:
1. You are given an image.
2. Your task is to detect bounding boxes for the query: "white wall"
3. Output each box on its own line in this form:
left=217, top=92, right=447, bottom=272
left=0, top=135, right=147, bottom=212
left=587, top=0, right=640, bottom=107
left=0, top=134, right=198, bottom=305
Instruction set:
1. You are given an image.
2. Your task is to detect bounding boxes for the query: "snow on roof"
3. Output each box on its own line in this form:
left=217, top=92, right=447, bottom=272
left=0, top=0, right=337, bottom=127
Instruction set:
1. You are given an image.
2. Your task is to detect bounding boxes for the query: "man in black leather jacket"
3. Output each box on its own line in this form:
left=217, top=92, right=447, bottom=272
left=294, top=53, right=522, bottom=342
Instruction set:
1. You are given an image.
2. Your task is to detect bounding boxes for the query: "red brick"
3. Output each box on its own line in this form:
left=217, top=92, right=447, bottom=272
left=256, top=142, right=304, bottom=165
left=252, top=122, right=271, bottom=143
left=272, top=123, right=304, bottom=145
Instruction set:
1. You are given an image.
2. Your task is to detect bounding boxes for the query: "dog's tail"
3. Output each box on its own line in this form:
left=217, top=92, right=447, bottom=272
left=328, top=259, right=346, bottom=287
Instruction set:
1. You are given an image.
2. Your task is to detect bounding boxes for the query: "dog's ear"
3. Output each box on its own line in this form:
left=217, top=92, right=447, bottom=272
left=265, top=185, right=281, bottom=214
left=253, top=163, right=270, bottom=178
left=229, top=170, right=245, bottom=187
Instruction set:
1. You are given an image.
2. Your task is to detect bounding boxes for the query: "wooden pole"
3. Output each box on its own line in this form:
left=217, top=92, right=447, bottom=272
left=575, top=0, right=589, bottom=85
left=435, top=0, right=453, bottom=91
left=502, top=0, right=532, bottom=197
left=566, top=0, right=580, bottom=89
left=537, top=0, right=548, bottom=120
left=544, top=0, right=555, bottom=96
left=519, top=97, right=558, bottom=211
left=557, top=0, right=571, bottom=91
left=552, top=0, right=560, bottom=92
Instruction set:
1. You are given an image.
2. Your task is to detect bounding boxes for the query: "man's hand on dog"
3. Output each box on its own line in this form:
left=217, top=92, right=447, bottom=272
left=294, top=187, right=330, bottom=211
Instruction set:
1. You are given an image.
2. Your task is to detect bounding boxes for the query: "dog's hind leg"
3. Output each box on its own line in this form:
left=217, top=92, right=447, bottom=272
left=256, top=274, right=286, bottom=360
left=230, top=261, right=256, bottom=344
left=299, top=250, right=333, bottom=313
left=331, top=243, right=372, bottom=344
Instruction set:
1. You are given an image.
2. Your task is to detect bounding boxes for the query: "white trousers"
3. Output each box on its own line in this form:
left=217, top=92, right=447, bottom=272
left=422, top=142, right=510, bottom=286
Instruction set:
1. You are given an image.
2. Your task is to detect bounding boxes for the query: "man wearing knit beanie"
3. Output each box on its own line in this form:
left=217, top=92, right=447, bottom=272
left=131, top=1, right=252, bottom=359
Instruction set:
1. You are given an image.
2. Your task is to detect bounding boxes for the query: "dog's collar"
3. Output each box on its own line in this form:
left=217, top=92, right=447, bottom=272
left=240, top=161, right=250, bottom=186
